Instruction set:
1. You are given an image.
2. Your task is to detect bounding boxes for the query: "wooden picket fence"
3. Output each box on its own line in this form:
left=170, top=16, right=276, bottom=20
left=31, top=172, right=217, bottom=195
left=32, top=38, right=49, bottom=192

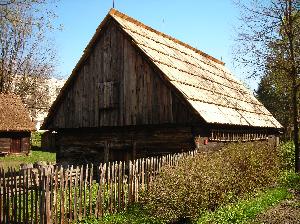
left=0, top=149, right=198, bottom=223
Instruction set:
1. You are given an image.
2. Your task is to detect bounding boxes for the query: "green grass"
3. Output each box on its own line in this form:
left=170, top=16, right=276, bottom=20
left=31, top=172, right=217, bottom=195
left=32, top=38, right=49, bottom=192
left=0, top=150, right=56, bottom=170
left=78, top=205, right=163, bottom=224
left=196, top=188, right=292, bottom=224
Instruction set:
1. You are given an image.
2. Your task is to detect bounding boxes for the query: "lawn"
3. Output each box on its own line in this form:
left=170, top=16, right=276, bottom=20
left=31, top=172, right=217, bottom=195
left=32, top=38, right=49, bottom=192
left=0, top=132, right=56, bottom=170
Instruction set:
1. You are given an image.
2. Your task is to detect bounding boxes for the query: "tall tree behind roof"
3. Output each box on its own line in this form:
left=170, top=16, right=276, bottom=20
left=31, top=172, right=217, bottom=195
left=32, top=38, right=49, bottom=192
left=0, top=0, right=60, bottom=115
left=234, top=0, right=300, bottom=172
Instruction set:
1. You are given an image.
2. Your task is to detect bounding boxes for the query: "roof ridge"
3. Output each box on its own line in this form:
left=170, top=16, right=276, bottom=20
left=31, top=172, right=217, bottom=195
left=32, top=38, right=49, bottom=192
left=109, top=8, right=225, bottom=66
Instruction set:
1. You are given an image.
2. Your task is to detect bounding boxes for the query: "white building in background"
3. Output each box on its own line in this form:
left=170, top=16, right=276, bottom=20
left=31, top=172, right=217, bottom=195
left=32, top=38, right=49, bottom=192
left=34, top=77, right=65, bottom=130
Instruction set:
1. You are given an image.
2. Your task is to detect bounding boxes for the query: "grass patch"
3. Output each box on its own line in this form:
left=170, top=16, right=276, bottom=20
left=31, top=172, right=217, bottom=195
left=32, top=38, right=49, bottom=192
left=78, top=205, right=162, bottom=224
left=196, top=188, right=291, bottom=224
left=0, top=150, right=56, bottom=170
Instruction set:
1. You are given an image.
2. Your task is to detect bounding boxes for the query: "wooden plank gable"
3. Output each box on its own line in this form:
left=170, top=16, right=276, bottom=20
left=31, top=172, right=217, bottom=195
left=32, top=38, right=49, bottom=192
left=45, top=20, right=199, bottom=129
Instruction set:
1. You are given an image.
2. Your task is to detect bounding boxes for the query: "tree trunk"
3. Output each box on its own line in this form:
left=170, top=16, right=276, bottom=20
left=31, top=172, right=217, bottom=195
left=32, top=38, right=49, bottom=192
left=292, top=77, right=299, bottom=172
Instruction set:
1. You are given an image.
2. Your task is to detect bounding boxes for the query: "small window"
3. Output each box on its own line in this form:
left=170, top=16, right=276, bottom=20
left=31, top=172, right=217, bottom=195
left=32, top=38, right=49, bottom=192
left=98, top=81, right=119, bottom=109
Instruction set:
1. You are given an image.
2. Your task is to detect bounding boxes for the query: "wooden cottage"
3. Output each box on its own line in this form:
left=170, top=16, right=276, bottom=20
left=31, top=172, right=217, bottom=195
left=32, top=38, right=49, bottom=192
left=42, top=9, right=282, bottom=165
left=0, top=93, right=35, bottom=155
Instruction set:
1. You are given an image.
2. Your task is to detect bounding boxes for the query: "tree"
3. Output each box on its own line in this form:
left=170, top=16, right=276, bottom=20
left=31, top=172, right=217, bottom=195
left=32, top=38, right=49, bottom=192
left=255, top=71, right=294, bottom=140
left=0, top=0, right=59, bottom=116
left=234, top=0, right=300, bottom=172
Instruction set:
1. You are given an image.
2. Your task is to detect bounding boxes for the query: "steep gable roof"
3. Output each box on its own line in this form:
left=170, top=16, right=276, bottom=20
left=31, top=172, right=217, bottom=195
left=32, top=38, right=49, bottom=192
left=0, top=93, right=35, bottom=132
left=43, top=9, right=282, bottom=129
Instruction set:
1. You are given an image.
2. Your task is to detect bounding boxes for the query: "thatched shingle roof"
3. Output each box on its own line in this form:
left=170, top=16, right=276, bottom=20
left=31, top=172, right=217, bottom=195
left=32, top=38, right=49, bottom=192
left=109, top=9, right=281, bottom=128
left=0, top=93, right=35, bottom=132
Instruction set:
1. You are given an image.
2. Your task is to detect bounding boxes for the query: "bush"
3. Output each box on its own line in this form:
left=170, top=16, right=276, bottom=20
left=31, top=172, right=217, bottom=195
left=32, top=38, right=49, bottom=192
left=142, top=142, right=280, bottom=223
left=278, top=141, right=295, bottom=171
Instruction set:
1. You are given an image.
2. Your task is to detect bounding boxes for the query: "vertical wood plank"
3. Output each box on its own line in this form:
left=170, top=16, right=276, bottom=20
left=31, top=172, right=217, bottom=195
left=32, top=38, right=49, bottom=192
left=94, top=164, right=101, bottom=218
left=10, top=168, right=15, bottom=223
left=22, top=169, right=26, bottom=224
left=118, top=162, right=121, bottom=212
left=128, top=161, right=132, bottom=204
left=114, top=163, right=117, bottom=213
left=34, top=170, right=39, bottom=224
left=54, top=168, right=59, bottom=224
left=78, top=165, right=83, bottom=221
left=0, top=168, right=2, bottom=224
left=69, top=165, right=73, bottom=223
left=83, top=164, right=89, bottom=218
left=111, top=162, right=115, bottom=213
left=29, top=170, right=34, bottom=224
left=122, top=161, right=126, bottom=209
left=64, top=167, right=69, bottom=223
left=45, top=171, right=51, bottom=224
left=7, top=168, right=11, bottom=223
left=109, top=162, right=113, bottom=213
left=60, top=168, right=65, bottom=224
left=89, top=164, right=93, bottom=216
left=3, top=169, right=7, bottom=223
left=73, top=167, right=79, bottom=222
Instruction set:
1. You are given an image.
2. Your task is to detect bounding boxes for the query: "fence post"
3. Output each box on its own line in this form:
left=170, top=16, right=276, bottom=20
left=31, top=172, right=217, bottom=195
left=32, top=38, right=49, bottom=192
left=45, top=170, right=51, bottom=224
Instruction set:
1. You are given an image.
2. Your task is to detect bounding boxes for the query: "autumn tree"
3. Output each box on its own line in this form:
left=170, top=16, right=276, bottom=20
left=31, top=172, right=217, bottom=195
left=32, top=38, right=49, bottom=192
left=234, top=0, right=300, bottom=172
left=0, top=0, right=59, bottom=116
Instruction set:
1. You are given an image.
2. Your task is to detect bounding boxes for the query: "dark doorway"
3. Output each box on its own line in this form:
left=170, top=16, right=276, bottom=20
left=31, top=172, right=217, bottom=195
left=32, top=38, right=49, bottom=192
left=10, top=138, right=21, bottom=153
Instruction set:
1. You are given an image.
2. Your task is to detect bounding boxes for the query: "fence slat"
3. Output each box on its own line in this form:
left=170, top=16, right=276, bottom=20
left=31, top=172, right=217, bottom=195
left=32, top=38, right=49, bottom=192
left=54, top=167, right=59, bottom=224
left=60, top=168, right=65, bottom=224
left=89, top=164, right=93, bottom=216
left=118, top=162, right=121, bottom=212
left=30, top=170, right=34, bottom=224
left=73, top=166, right=79, bottom=222
left=34, top=170, right=39, bottom=224
left=78, top=165, right=83, bottom=221
left=69, top=165, right=73, bottom=224
left=83, top=164, right=88, bottom=218
left=45, top=171, right=51, bottom=224
left=0, top=169, right=2, bottom=223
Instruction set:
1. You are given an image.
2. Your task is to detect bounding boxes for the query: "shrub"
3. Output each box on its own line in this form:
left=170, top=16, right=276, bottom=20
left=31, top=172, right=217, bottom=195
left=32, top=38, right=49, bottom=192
left=278, top=141, right=295, bottom=171
left=142, top=142, right=280, bottom=223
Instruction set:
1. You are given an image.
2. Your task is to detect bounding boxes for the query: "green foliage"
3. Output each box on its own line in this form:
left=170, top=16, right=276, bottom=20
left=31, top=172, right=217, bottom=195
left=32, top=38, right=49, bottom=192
left=142, top=142, right=280, bottom=223
left=31, top=131, right=42, bottom=148
left=78, top=205, right=162, bottom=224
left=278, top=141, right=295, bottom=170
left=255, top=73, right=294, bottom=139
left=197, top=188, right=291, bottom=224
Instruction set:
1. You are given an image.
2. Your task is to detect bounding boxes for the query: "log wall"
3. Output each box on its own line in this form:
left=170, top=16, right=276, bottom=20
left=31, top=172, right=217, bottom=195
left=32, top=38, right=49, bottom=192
left=55, top=125, right=196, bottom=165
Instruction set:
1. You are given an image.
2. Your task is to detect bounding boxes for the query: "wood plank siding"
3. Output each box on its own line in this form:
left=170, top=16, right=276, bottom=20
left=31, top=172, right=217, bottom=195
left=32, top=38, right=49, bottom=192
left=47, top=20, right=200, bottom=130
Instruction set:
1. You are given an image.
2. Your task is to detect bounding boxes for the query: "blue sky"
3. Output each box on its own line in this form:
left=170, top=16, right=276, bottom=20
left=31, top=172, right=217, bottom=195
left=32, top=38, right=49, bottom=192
left=53, top=0, right=257, bottom=91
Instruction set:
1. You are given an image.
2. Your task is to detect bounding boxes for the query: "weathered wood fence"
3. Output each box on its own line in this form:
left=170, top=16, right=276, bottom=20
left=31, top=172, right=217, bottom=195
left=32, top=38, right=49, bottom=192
left=0, top=149, right=198, bottom=223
